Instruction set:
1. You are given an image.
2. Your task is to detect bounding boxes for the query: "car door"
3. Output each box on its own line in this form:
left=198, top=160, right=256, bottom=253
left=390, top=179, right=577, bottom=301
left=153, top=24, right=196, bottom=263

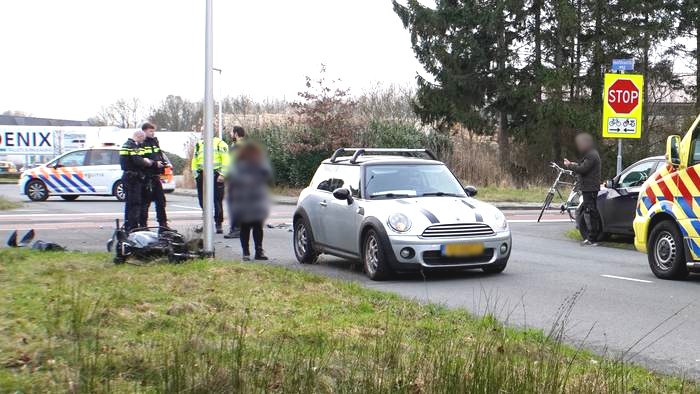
left=322, top=165, right=362, bottom=255
left=84, top=149, right=121, bottom=194
left=48, top=150, right=89, bottom=195
left=602, top=159, right=661, bottom=233
left=304, top=164, right=335, bottom=245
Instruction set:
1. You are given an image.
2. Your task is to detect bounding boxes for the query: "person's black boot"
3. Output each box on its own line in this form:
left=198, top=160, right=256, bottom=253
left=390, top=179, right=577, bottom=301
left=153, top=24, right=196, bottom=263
left=224, top=229, right=240, bottom=239
left=254, top=249, right=269, bottom=261
left=216, top=224, right=223, bottom=234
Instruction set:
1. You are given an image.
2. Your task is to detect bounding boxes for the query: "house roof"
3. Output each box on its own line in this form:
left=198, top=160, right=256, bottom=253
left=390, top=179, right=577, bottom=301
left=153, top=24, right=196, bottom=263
left=0, top=115, right=90, bottom=127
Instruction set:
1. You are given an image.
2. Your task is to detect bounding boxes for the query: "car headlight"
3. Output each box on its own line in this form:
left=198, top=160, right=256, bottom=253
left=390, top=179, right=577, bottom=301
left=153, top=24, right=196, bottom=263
left=494, top=210, right=508, bottom=231
left=388, top=213, right=412, bottom=233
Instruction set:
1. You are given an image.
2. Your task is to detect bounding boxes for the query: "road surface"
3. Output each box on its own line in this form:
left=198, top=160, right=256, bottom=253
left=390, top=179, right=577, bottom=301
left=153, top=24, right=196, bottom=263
left=1, top=184, right=698, bottom=378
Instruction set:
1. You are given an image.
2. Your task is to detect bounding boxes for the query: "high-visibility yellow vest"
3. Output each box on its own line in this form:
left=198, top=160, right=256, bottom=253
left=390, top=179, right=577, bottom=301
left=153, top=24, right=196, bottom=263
left=191, top=137, right=230, bottom=175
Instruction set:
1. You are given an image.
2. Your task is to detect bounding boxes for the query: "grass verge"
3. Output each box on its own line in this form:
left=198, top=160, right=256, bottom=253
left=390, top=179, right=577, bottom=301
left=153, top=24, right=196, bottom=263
left=1, top=250, right=692, bottom=393
left=272, top=185, right=553, bottom=203
left=0, top=196, right=21, bottom=210
left=565, top=228, right=636, bottom=250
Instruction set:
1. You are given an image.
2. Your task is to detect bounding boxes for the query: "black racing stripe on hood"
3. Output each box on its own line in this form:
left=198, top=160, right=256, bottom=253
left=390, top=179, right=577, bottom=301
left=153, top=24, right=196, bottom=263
left=397, top=200, right=440, bottom=223
left=461, top=200, right=483, bottom=222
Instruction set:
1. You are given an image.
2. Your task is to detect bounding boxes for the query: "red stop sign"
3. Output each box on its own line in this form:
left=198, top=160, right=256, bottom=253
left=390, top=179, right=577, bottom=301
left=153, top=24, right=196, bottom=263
left=607, top=79, right=640, bottom=114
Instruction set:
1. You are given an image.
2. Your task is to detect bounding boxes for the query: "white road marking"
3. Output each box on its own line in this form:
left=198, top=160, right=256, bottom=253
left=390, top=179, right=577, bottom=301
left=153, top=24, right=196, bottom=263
left=0, top=211, right=202, bottom=219
left=171, top=204, right=202, bottom=210
left=601, top=274, right=653, bottom=283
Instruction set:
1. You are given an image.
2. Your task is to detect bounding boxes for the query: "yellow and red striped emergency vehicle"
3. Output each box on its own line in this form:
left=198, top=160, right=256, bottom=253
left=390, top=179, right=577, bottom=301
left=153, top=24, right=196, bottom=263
left=634, top=113, right=700, bottom=279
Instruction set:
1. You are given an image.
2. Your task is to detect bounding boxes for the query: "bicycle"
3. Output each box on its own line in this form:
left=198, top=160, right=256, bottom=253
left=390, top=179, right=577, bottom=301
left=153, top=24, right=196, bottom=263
left=537, top=162, right=581, bottom=223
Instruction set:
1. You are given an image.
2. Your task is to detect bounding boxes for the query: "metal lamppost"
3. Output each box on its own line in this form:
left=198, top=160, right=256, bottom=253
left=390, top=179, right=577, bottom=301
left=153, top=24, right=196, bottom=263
left=202, top=0, right=215, bottom=255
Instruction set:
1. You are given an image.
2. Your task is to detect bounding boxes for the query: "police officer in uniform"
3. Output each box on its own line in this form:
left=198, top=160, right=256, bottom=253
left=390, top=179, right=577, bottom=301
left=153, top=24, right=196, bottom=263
left=191, top=135, right=229, bottom=233
left=139, top=122, right=168, bottom=229
left=120, top=130, right=153, bottom=231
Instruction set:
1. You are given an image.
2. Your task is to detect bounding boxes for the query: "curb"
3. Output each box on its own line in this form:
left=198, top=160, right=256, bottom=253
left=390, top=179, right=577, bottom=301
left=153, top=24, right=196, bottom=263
left=171, top=189, right=543, bottom=210
left=171, top=189, right=298, bottom=206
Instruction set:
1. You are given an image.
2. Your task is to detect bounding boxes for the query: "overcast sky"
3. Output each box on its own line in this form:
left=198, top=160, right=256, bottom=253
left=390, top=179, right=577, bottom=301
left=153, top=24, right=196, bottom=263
left=0, top=0, right=427, bottom=120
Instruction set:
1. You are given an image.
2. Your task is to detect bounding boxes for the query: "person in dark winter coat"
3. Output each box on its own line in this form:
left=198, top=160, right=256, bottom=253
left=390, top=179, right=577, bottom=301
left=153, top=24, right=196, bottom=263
left=564, top=133, right=602, bottom=246
left=228, top=142, right=271, bottom=261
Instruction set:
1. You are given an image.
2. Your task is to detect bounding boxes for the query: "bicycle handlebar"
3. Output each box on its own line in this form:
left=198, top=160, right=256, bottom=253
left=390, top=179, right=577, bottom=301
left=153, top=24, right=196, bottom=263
left=549, top=162, right=574, bottom=176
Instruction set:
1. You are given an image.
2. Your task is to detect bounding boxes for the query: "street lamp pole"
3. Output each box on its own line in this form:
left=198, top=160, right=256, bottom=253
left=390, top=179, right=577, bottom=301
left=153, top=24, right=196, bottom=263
left=202, top=0, right=215, bottom=255
left=213, top=67, right=223, bottom=139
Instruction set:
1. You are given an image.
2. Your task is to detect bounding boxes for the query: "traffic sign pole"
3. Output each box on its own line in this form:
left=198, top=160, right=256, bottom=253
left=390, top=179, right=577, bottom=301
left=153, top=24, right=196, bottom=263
left=202, top=0, right=215, bottom=255
left=617, top=69, right=624, bottom=175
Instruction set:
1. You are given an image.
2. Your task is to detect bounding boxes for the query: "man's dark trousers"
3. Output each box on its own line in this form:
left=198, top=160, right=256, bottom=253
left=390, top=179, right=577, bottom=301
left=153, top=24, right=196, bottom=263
left=582, top=191, right=600, bottom=242
left=196, top=171, right=225, bottom=227
left=141, top=176, right=167, bottom=228
left=123, top=172, right=144, bottom=231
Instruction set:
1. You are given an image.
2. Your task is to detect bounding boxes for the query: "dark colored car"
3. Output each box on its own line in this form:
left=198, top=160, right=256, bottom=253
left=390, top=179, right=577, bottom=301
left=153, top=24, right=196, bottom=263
left=577, top=156, right=665, bottom=240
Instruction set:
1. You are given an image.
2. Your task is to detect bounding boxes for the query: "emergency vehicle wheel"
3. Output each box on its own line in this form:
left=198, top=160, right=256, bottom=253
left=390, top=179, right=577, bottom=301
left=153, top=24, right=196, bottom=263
left=113, top=181, right=126, bottom=202
left=26, top=179, right=49, bottom=202
left=648, top=220, right=688, bottom=280
left=60, top=195, right=79, bottom=201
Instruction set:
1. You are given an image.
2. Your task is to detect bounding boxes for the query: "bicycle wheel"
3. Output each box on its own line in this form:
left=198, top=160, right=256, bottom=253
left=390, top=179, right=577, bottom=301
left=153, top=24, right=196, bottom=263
left=538, top=192, right=555, bottom=223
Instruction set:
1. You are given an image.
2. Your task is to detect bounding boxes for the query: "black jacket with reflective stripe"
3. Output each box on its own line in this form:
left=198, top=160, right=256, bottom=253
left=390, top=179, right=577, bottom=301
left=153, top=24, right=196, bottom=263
left=120, top=139, right=148, bottom=173
left=142, top=136, right=164, bottom=176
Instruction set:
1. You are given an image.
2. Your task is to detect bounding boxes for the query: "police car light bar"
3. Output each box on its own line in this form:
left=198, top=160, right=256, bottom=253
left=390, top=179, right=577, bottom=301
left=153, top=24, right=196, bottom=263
left=330, top=148, right=437, bottom=163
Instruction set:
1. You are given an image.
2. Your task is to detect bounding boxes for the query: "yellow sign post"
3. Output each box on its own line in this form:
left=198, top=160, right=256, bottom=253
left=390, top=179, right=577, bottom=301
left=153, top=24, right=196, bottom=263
left=602, top=72, right=644, bottom=174
left=602, top=73, right=644, bottom=139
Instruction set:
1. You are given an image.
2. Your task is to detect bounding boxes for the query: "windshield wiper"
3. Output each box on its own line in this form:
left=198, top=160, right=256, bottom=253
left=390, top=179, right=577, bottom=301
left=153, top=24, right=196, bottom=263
left=421, top=192, right=462, bottom=197
left=370, top=193, right=412, bottom=199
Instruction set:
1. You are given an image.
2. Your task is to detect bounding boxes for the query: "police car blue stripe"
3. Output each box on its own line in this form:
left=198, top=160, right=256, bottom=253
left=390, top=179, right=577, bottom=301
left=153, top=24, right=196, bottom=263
left=60, top=174, right=86, bottom=193
left=49, top=174, right=74, bottom=193
left=73, top=174, right=96, bottom=192
left=37, top=175, right=59, bottom=192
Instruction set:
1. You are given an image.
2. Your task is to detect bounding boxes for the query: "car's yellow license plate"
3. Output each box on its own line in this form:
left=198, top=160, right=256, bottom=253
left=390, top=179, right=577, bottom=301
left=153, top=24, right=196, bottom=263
left=442, top=243, right=485, bottom=257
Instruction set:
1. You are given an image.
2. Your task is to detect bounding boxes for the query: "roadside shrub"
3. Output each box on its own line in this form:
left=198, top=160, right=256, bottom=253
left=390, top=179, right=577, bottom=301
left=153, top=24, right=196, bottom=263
left=163, top=151, right=186, bottom=175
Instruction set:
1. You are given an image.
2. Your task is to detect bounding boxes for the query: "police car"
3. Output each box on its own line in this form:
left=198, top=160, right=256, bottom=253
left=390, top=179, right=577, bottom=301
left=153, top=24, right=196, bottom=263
left=19, top=147, right=176, bottom=202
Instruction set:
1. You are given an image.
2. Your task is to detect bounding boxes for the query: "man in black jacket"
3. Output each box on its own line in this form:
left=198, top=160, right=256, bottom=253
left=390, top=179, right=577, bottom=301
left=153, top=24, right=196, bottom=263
left=139, top=122, right=167, bottom=229
left=564, top=133, right=601, bottom=246
left=120, top=130, right=153, bottom=231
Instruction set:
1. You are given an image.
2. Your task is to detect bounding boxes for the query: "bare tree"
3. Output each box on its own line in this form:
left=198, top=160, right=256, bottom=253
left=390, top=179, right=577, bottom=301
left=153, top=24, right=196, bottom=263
left=95, top=98, right=144, bottom=128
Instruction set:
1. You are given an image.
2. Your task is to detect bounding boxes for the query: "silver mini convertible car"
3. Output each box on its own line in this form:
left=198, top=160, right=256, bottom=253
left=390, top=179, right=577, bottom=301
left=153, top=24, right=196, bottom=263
left=293, top=148, right=512, bottom=280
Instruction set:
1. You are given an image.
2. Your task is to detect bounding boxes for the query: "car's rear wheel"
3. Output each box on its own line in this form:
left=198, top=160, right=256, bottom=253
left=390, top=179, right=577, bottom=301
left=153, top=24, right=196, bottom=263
left=60, top=195, right=79, bottom=201
left=113, top=180, right=126, bottom=202
left=648, top=220, right=688, bottom=280
left=26, top=179, right=49, bottom=201
left=362, top=229, right=392, bottom=281
left=293, top=217, right=319, bottom=264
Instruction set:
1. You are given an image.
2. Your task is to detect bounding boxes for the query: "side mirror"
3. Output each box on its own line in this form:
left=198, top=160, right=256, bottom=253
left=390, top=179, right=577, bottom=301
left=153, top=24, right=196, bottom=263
left=666, top=135, right=682, bottom=168
left=464, top=185, right=478, bottom=197
left=605, top=179, right=615, bottom=189
left=332, top=188, right=353, bottom=205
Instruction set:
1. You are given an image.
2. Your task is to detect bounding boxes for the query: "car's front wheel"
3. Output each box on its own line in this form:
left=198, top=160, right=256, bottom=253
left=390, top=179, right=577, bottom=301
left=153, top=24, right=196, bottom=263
left=293, top=217, right=319, bottom=264
left=362, top=228, right=392, bottom=281
left=648, top=220, right=688, bottom=280
left=113, top=180, right=126, bottom=202
left=26, top=179, right=49, bottom=201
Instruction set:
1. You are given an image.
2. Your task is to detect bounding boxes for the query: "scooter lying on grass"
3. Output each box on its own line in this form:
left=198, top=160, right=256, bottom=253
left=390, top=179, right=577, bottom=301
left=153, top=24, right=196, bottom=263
left=6, top=229, right=66, bottom=251
left=107, top=220, right=206, bottom=264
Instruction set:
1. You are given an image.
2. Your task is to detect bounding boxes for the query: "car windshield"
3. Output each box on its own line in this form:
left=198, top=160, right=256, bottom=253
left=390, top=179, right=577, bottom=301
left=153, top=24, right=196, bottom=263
left=365, top=164, right=466, bottom=199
